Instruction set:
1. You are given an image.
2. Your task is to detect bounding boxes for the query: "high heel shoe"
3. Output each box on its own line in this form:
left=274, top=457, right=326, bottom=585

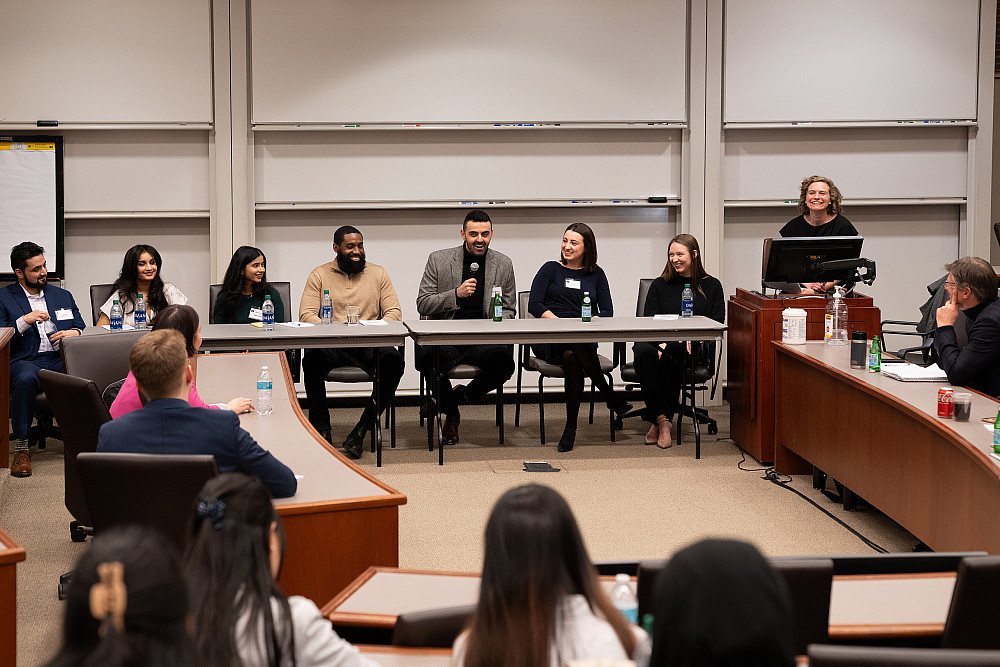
left=558, top=427, right=576, bottom=452
left=656, top=416, right=672, bottom=449
left=645, top=422, right=659, bottom=445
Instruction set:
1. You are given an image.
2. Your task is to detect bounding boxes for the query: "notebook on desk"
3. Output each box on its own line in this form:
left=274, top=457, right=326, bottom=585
left=881, top=363, right=948, bottom=382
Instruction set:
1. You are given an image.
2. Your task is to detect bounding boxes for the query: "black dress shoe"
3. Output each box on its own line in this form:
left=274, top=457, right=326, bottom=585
left=442, top=414, right=460, bottom=445
left=557, top=427, right=576, bottom=452
left=342, top=431, right=364, bottom=459
left=316, top=429, right=333, bottom=445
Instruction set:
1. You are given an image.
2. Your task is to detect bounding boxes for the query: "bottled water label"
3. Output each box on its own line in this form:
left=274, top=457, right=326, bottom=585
left=257, top=380, right=272, bottom=391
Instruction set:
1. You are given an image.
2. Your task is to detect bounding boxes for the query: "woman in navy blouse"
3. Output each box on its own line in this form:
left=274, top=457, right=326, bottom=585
left=528, top=223, right=630, bottom=452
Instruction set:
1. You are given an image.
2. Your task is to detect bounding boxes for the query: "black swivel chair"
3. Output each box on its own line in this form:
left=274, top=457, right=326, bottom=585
left=940, top=555, right=1000, bottom=650
left=391, top=605, right=476, bottom=648
left=513, top=291, right=617, bottom=444
left=418, top=359, right=505, bottom=448
left=208, top=282, right=300, bottom=382
left=809, top=645, right=1000, bottom=666
left=89, top=283, right=117, bottom=325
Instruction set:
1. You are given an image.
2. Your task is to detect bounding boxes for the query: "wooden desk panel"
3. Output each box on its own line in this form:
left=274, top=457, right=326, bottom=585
left=728, top=289, right=880, bottom=463
left=196, top=352, right=406, bottom=605
left=1, top=328, right=12, bottom=468
left=773, top=342, right=1000, bottom=553
left=0, top=526, right=26, bottom=667
left=358, top=645, right=452, bottom=665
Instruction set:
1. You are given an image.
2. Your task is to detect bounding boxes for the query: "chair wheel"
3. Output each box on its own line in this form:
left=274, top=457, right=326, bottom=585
left=70, top=521, right=88, bottom=543
left=707, top=424, right=718, bottom=435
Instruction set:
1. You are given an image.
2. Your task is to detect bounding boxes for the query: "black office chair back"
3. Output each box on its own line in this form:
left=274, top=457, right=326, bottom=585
left=89, top=283, right=116, bottom=325
left=208, top=281, right=292, bottom=323
left=771, top=558, right=833, bottom=656
left=76, top=452, right=219, bottom=553
left=994, top=221, right=1000, bottom=247
left=61, top=330, right=147, bottom=397
left=809, top=645, right=1000, bottom=666
left=941, top=555, right=1000, bottom=650
left=636, top=558, right=667, bottom=623
left=392, top=605, right=476, bottom=648
left=635, top=277, right=654, bottom=316
left=38, top=370, right=111, bottom=528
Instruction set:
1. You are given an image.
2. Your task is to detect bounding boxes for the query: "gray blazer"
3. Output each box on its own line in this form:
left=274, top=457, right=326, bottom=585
left=416, top=245, right=516, bottom=319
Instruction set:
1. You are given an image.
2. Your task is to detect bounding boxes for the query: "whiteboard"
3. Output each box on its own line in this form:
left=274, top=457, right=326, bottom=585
left=724, top=0, right=980, bottom=123
left=1, top=0, right=213, bottom=124
left=0, top=137, right=62, bottom=279
left=250, top=0, right=687, bottom=124
left=254, top=129, right=680, bottom=204
left=724, top=127, right=968, bottom=201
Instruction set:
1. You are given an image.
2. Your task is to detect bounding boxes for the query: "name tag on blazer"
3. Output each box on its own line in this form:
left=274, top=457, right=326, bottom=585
left=55, top=308, right=73, bottom=321
left=565, top=278, right=581, bottom=290
left=249, top=308, right=263, bottom=321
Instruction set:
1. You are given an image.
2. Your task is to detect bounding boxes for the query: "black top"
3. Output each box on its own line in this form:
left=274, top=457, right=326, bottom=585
left=528, top=261, right=613, bottom=319
left=933, top=298, right=1000, bottom=398
left=779, top=214, right=859, bottom=238
left=643, top=276, right=726, bottom=324
left=456, top=248, right=487, bottom=320
left=213, top=291, right=285, bottom=324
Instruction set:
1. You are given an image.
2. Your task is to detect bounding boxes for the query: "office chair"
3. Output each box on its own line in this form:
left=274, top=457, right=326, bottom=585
left=771, top=558, right=833, bottom=656
left=208, top=282, right=300, bottom=382
left=941, top=555, right=1000, bottom=649
left=418, top=358, right=505, bottom=448
left=808, top=645, right=1000, bottom=666
left=61, top=329, right=146, bottom=398
left=89, top=283, right=116, bottom=325
left=513, top=291, right=616, bottom=444
left=392, top=605, right=476, bottom=648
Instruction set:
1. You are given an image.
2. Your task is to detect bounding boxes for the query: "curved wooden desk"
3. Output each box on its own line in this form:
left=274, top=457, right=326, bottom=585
left=0, top=526, right=26, bottom=667
left=196, top=352, right=406, bottom=604
left=774, top=342, right=1000, bottom=554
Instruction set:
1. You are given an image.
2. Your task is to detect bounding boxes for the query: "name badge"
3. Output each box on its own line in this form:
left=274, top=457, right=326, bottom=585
left=55, top=308, right=73, bottom=321
left=248, top=307, right=263, bottom=321
left=565, top=278, right=581, bottom=290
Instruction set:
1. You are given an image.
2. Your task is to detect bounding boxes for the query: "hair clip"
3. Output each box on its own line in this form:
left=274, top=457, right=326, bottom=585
left=197, top=498, right=226, bottom=530
left=89, top=561, right=127, bottom=636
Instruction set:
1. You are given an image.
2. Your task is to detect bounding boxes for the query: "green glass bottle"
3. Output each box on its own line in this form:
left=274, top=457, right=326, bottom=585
left=581, top=292, right=592, bottom=322
left=491, top=287, right=503, bottom=322
left=868, top=334, right=881, bottom=373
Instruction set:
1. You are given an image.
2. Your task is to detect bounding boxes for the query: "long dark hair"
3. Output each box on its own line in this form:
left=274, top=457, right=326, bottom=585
left=461, top=484, right=637, bottom=667
left=217, top=246, right=277, bottom=320
left=111, top=244, right=168, bottom=315
left=184, top=473, right=296, bottom=667
left=661, top=234, right=712, bottom=296
left=560, top=222, right=599, bottom=273
left=151, top=304, right=200, bottom=358
left=649, top=539, right=794, bottom=667
left=47, top=525, right=198, bottom=667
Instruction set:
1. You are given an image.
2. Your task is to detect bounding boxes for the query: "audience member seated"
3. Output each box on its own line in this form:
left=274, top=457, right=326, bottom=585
left=45, top=525, right=199, bottom=667
left=184, top=473, right=377, bottom=667
left=213, top=245, right=286, bottom=324
left=110, top=304, right=253, bottom=418
left=934, top=256, right=1000, bottom=398
left=0, top=241, right=85, bottom=478
left=528, top=223, right=630, bottom=452
left=97, top=244, right=187, bottom=327
left=453, top=484, right=645, bottom=666
left=648, top=538, right=795, bottom=667
left=634, top=233, right=725, bottom=449
left=97, top=329, right=296, bottom=498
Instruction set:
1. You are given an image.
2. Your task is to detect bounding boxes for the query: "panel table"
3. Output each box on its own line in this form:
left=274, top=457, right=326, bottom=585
left=405, top=316, right=727, bottom=464
left=773, top=341, right=1000, bottom=553
left=196, top=352, right=406, bottom=605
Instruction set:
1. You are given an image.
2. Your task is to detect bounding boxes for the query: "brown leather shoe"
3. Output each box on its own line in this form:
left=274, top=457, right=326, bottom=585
left=11, top=451, right=32, bottom=477
left=442, top=414, right=460, bottom=446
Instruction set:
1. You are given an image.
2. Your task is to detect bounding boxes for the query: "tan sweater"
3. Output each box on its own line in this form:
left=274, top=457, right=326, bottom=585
left=298, top=260, right=402, bottom=323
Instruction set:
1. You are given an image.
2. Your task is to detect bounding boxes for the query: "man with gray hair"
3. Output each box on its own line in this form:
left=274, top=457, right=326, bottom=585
left=934, top=256, right=1000, bottom=398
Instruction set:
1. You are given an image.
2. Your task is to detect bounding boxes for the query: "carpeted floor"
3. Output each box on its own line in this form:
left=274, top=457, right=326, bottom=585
left=3, top=399, right=916, bottom=665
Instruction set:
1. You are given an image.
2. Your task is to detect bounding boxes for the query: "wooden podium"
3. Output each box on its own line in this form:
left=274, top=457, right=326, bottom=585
left=727, top=289, right=881, bottom=463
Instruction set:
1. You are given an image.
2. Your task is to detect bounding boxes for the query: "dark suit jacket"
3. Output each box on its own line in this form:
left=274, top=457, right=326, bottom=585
left=416, top=245, right=516, bottom=319
left=934, top=298, right=1000, bottom=399
left=0, top=282, right=86, bottom=362
left=97, top=398, right=297, bottom=498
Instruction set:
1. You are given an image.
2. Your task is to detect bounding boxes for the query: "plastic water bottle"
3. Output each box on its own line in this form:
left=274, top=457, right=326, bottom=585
left=993, top=408, right=1000, bottom=454
left=611, top=573, right=638, bottom=624
left=681, top=284, right=694, bottom=318
left=134, top=293, right=147, bottom=329
left=109, top=299, right=123, bottom=331
left=320, top=289, right=333, bottom=325
left=581, top=291, right=592, bottom=322
left=825, top=286, right=848, bottom=345
left=257, top=365, right=273, bottom=415
left=868, top=335, right=881, bottom=373
left=262, top=294, right=275, bottom=332
left=491, top=287, right=503, bottom=322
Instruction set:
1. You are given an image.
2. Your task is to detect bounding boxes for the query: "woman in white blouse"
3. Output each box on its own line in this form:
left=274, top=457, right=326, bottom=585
left=97, top=244, right=187, bottom=327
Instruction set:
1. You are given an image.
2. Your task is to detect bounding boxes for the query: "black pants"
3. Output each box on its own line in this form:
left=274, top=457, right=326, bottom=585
left=302, top=346, right=405, bottom=431
left=633, top=341, right=690, bottom=422
left=415, top=344, right=515, bottom=416
left=531, top=342, right=614, bottom=428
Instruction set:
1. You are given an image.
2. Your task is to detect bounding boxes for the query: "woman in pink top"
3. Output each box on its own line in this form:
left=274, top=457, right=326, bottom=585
left=110, top=304, right=253, bottom=418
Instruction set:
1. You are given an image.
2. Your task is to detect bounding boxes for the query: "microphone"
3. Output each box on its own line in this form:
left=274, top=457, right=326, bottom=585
left=470, top=262, right=479, bottom=279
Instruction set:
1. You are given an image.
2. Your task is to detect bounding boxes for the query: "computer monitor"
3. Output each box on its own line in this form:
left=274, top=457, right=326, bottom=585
left=761, top=236, right=865, bottom=286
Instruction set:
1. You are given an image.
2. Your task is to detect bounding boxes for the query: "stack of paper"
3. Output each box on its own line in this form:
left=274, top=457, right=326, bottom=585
left=881, top=363, right=948, bottom=382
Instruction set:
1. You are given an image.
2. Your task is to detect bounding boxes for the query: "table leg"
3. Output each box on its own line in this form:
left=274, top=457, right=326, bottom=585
left=690, top=344, right=701, bottom=459
left=435, top=347, right=444, bottom=465
left=374, top=347, right=382, bottom=467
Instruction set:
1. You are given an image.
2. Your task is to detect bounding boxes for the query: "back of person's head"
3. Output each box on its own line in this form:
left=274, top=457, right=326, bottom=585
left=47, top=525, right=197, bottom=667
left=129, top=329, right=188, bottom=400
left=462, top=484, right=636, bottom=667
left=649, top=539, right=795, bottom=667
left=151, top=304, right=200, bottom=357
left=945, top=256, right=998, bottom=304
left=10, top=240, right=44, bottom=273
left=184, top=472, right=293, bottom=667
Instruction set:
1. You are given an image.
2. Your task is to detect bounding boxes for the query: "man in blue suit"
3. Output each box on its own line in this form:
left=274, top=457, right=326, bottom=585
left=97, top=328, right=297, bottom=498
left=0, top=242, right=85, bottom=477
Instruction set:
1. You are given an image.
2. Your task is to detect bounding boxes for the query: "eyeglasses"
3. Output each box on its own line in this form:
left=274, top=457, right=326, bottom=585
left=944, top=281, right=957, bottom=287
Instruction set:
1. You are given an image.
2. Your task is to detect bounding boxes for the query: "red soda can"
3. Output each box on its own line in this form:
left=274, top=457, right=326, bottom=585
left=937, top=388, right=954, bottom=418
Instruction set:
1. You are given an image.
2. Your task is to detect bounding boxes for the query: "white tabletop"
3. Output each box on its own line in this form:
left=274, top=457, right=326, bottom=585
left=199, top=321, right=409, bottom=350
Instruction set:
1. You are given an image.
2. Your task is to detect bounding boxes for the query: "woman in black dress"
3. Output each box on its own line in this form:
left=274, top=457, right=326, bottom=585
left=633, top=234, right=724, bottom=448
